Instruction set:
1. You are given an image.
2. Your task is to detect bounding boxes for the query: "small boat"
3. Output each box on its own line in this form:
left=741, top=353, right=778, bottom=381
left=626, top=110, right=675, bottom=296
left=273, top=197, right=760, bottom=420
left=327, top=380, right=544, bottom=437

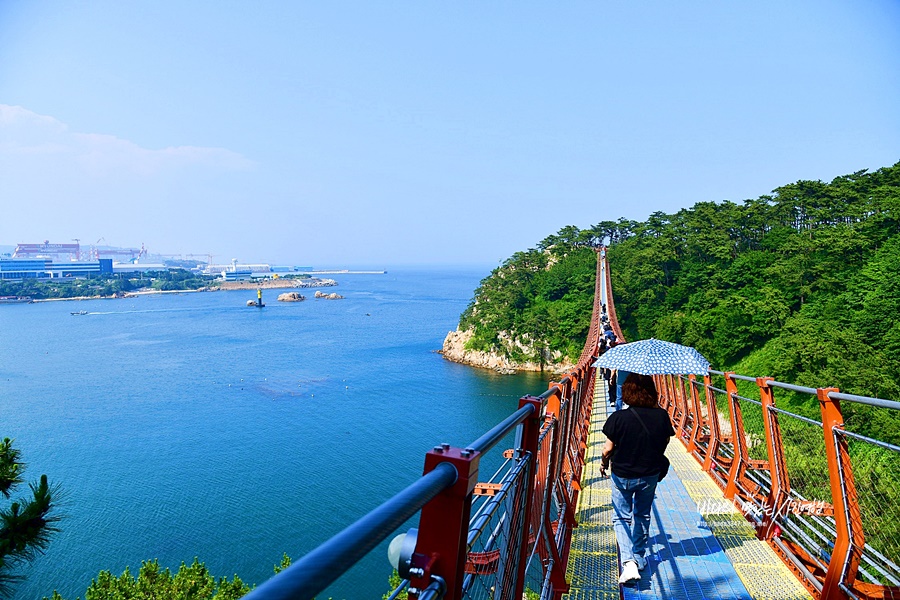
left=71, top=310, right=89, bottom=316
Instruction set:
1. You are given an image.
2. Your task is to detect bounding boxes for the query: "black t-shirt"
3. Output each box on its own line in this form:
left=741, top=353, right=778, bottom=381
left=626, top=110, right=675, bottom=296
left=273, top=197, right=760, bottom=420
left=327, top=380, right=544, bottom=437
left=601, top=406, right=675, bottom=478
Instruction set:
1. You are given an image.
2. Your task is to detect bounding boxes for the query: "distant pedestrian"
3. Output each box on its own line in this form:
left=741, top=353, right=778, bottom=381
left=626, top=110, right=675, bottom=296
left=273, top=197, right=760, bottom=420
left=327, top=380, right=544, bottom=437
left=614, top=369, right=630, bottom=411
left=600, top=373, right=675, bottom=584
left=607, top=370, right=617, bottom=405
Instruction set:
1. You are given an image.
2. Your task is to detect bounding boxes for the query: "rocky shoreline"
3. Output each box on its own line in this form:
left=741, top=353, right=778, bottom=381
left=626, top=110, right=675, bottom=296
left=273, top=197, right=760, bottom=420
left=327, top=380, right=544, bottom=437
left=440, top=329, right=572, bottom=375
left=217, top=277, right=337, bottom=291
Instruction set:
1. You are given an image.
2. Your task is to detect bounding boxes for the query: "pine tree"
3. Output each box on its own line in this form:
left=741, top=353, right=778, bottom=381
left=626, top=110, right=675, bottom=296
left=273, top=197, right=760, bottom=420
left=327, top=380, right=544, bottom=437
left=0, top=437, right=59, bottom=598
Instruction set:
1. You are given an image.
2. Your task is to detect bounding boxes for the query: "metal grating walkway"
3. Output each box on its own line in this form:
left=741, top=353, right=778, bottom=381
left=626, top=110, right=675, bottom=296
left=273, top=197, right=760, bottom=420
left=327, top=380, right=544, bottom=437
left=563, top=375, right=621, bottom=600
left=666, top=441, right=812, bottom=600
left=563, top=378, right=812, bottom=600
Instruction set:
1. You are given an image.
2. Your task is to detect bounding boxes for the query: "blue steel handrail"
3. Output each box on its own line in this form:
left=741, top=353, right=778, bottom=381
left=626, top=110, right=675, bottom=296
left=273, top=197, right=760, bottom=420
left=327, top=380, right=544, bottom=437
left=468, top=403, right=537, bottom=454
left=242, top=462, right=458, bottom=600
left=241, top=402, right=541, bottom=600
left=709, top=370, right=900, bottom=411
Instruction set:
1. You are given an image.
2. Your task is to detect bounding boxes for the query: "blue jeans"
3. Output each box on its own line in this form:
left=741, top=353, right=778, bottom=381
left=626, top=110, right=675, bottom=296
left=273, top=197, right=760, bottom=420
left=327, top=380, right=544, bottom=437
left=615, top=370, right=631, bottom=411
left=610, top=472, right=658, bottom=563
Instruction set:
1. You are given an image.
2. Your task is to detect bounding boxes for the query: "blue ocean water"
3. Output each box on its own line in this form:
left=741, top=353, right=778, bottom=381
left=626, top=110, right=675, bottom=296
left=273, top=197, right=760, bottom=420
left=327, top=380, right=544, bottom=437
left=0, top=268, right=551, bottom=599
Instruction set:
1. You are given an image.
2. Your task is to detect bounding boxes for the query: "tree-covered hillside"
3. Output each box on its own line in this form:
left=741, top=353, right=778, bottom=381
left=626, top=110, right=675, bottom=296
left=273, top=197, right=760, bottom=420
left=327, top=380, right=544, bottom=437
left=458, top=162, right=900, bottom=441
left=458, top=234, right=598, bottom=368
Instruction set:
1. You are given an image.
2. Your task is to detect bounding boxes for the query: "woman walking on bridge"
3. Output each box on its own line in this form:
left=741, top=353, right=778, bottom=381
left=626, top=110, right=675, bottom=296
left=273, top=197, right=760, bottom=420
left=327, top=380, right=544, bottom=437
left=600, top=373, right=675, bottom=584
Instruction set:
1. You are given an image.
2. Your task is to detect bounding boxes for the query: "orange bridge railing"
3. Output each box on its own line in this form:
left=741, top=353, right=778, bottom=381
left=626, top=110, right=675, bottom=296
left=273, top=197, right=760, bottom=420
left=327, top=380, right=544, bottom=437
left=654, top=371, right=900, bottom=600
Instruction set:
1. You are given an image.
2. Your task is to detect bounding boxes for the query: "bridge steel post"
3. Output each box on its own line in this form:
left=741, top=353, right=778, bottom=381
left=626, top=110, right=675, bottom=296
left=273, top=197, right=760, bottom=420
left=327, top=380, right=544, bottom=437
left=542, top=384, right=573, bottom=598
left=657, top=374, right=672, bottom=418
left=555, top=378, right=581, bottom=534
left=675, top=375, right=691, bottom=442
left=755, top=377, right=791, bottom=541
left=573, top=371, right=593, bottom=489
left=546, top=382, right=566, bottom=487
left=657, top=374, right=671, bottom=413
left=409, top=446, right=480, bottom=599
left=510, top=395, right=552, bottom=600
left=723, top=372, right=747, bottom=501
left=664, top=375, right=672, bottom=412
left=684, top=374, right=705, bottom=455
left=670, top=374, right=689, bottom=441
left=700, top=374, right=723, bottom=473
left=556, top=370, right=589, bottom=583
left=818, top=387, right=865, bottom=600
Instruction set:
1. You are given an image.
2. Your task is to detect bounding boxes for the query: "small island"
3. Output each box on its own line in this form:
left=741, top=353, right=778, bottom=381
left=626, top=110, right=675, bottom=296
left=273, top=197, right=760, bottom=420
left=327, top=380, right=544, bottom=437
left=277, top=292, right=306, bottom=302
left=314, top=291, right=344, bottom=300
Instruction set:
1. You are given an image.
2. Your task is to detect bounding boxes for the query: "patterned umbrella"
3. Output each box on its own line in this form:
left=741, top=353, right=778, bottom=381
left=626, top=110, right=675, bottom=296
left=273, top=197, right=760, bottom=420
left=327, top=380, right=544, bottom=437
left=592, top=338, right=710, bottom=375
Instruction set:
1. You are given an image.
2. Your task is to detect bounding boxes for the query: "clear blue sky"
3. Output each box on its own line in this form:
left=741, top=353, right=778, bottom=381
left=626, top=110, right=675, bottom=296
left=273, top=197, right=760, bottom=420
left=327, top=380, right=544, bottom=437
left=1, top=1, right=898, bottom=267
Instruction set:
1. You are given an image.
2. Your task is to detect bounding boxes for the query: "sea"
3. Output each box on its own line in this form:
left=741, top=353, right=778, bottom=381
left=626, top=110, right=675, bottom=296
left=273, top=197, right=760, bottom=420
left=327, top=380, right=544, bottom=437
left=0, top=268, right=553, bottom=599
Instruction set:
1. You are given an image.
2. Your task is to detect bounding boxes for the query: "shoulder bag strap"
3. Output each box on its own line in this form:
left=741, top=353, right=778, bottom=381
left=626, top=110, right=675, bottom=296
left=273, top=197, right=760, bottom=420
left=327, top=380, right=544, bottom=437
left=629, top=408, right=652, bottom=436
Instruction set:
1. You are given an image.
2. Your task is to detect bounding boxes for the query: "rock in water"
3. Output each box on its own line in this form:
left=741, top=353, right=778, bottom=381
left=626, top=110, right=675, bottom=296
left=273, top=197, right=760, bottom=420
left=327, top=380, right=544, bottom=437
left=314, top=291, right=344, bottom=299
left=277, top=292, right=306, bottom=302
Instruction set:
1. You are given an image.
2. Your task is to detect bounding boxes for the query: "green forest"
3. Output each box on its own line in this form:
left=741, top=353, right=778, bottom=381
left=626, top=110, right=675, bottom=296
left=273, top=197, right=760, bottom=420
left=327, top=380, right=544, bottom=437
left=458, top=162, right=900, bottom=443
left=0, top=270, right=213, bottom=299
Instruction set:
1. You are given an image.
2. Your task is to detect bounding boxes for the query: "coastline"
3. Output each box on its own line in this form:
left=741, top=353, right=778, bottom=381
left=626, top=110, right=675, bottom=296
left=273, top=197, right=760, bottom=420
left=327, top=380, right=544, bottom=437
left=216, top=278, right=336, bottom=291
left=18, top=277, right=340, bottom=303
left=32, top=288, right=209, bottom=302
left=441, top=328, right=572, bottom=375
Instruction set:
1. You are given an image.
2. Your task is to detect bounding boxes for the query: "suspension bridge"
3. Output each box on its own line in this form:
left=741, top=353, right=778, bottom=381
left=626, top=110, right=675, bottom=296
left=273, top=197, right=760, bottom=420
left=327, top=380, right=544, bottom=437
left=244, top=249, right=899, bottom=600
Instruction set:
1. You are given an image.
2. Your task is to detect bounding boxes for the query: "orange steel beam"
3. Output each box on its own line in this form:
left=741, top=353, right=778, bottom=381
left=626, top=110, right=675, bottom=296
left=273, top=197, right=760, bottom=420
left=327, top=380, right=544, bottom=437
left=539, top=389, right=571, bottom=597
left=684, top=374, right=705, bottom=454
left=673, top=375, right=689, bottom=436
left=818, top=387, right=865, bottom=600
left=701, top=374, right=723, bottom=473
left=757, top=377, right=790, bottom=541
left=410, top=446, right=480, bottom=599
left=510, top=395, right=545, bottom=600
left=723, top=373, right=745, bottom=501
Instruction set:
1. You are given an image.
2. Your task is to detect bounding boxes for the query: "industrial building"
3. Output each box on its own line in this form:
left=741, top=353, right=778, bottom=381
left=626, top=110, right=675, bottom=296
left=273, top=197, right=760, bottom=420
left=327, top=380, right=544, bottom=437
left=0, top=258, right=114, bottom=280
left=13, top=241, right=148, bottom=262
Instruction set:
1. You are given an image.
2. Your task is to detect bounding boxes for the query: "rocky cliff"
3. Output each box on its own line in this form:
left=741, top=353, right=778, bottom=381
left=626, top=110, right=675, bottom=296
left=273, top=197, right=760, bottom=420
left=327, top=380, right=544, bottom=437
left=441, top=329, right=573, bottom=375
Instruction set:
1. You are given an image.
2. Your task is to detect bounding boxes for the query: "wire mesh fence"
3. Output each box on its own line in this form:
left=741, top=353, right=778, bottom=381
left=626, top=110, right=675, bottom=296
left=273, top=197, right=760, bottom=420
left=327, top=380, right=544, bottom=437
left=675, top=375, right=695, bottom=445
left=728, top=394, right=772, bottom=519
left=766, top=404, right=836, bottom=578
left=838, top=427, right=900, bottom=588
left=463, top=454, right=530, bottom=599
left=705, top=385, right=735, bottom=490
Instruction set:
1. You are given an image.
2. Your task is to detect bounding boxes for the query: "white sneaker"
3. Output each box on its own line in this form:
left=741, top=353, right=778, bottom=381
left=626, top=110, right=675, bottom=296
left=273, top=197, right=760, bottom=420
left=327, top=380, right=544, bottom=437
left=633, top=555, right=647, bottom=570
left=618, top=560, right=641, bottom=584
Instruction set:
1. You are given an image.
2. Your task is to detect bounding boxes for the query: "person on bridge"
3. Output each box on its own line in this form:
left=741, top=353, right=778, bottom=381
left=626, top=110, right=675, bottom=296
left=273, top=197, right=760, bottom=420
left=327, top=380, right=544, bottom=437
left=613, top=368, right=630, bottom=411
left=600, top=373, right=675, bottom=584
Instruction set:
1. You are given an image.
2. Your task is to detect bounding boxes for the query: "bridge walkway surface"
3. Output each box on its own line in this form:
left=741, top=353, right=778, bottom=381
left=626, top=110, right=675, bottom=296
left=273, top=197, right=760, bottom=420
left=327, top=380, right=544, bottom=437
left=564, top=377, right=812, bottom=600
